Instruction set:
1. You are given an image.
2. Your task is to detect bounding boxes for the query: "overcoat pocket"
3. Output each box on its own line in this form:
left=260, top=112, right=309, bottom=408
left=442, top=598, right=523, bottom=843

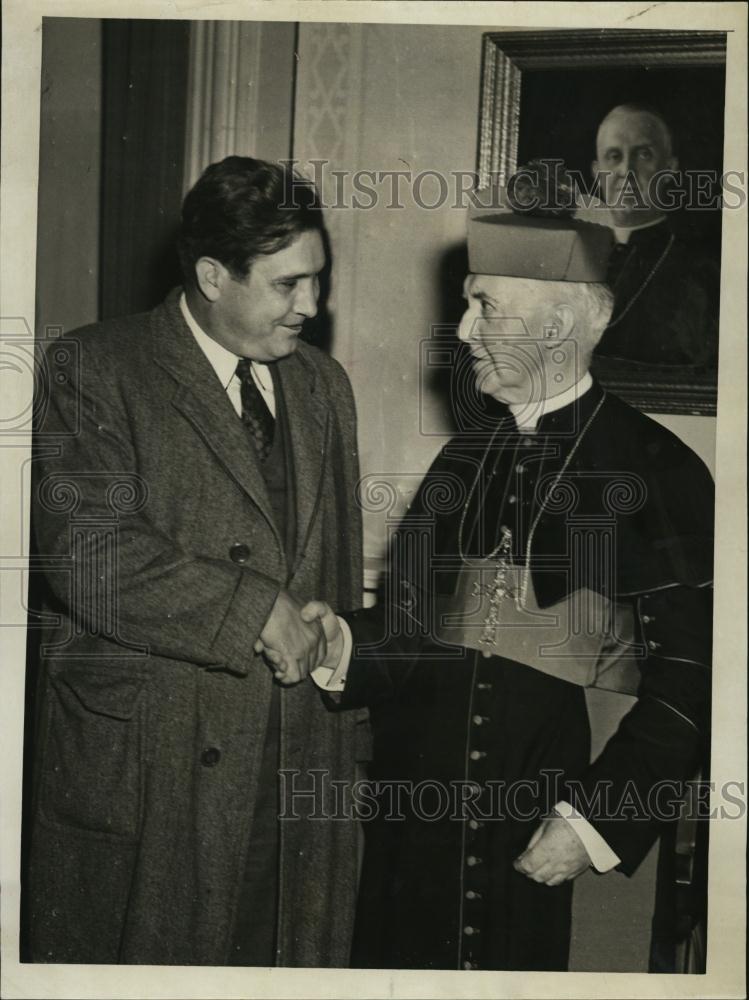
left=38, top=667, right=148, bottom=840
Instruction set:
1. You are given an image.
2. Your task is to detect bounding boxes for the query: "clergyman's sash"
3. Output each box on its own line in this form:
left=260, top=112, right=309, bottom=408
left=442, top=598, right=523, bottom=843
left=434, top=560, right=641, bottom=695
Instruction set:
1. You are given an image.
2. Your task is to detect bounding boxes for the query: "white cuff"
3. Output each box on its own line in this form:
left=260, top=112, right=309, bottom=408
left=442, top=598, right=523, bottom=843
left=553, top=799, right=621, bottom=873
left=310, top=617, right=352, bottom=692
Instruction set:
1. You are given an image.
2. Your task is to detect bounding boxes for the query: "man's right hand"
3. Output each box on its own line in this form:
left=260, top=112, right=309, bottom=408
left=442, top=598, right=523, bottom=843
left=255, top=589, right=327, bottom=686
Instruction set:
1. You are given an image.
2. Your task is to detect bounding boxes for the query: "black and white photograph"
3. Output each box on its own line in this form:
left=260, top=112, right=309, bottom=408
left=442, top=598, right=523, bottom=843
left=0, top=3, right=746, bottom=999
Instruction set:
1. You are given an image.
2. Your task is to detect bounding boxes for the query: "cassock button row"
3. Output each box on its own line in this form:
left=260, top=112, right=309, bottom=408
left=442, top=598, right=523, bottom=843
left=469, top=750, right=487, bottom=761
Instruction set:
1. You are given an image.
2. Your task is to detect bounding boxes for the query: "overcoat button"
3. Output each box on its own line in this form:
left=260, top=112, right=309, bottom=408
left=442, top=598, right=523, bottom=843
left=463, top=925, right=479, bottom=936
left=647, top=639, right=661, bottom=651
left=469, top=750, right=486, bottom=761
left=201, top=747, right=221, bottom=767
left=466, top=855, right=482, bottom=867
left=230, top=542, right=251, bottom=564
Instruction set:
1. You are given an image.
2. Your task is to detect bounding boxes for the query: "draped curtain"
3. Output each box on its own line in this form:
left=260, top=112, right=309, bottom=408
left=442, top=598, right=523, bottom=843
left=100, top=19, right=190, bottom=319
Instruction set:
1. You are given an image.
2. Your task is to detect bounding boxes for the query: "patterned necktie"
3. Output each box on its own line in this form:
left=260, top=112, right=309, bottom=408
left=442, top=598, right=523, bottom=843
left=235, top=358, right=275, bottom=460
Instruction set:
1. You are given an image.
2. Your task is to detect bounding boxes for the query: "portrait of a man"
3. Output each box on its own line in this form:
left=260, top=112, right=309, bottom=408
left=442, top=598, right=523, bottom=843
left=591, top=103, right=720, bottom=369
left=478, top=28, right=727, bottom=414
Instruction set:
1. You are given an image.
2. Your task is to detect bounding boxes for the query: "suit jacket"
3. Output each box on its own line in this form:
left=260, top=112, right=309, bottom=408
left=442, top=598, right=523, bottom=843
left=26, top=289, right=363, bottom=965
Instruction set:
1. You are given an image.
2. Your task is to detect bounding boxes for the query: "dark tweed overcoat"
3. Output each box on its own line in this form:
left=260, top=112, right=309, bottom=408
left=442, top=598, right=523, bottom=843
left=26, top=291, right=364, bottom=966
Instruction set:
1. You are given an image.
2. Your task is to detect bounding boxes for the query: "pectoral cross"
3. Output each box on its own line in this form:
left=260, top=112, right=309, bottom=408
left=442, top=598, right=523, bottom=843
left=471, top=526, right=515, bottom=646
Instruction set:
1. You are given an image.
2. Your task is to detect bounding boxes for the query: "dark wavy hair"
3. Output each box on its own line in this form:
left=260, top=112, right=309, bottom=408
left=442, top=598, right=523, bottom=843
left=177, top=156, right=324, bottom=284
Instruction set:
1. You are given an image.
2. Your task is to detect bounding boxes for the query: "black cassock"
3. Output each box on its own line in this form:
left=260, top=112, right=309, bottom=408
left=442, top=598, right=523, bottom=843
left=339, top=381, right=713, bottom=971
left=593, top=220, right=719, bottom=368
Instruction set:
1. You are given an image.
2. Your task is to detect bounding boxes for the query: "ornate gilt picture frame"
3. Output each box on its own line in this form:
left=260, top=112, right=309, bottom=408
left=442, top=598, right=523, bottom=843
left=477, top=28, right=727, bottom=416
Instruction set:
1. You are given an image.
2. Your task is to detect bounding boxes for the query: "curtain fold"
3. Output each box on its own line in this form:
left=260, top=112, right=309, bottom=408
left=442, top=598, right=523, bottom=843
left=100, top=19, right=190, bottom=319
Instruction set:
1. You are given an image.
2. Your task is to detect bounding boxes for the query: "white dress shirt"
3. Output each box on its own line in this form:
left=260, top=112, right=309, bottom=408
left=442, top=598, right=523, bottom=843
left=179, top=293, right=276, bottom=417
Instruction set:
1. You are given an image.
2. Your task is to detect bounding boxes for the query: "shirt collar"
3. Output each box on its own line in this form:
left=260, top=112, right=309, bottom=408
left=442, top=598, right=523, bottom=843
left=509, top=372, right=594, bottom=433
left=179, top=292, right=239, bottom=390
left=612, top=215, right=667, bottom=245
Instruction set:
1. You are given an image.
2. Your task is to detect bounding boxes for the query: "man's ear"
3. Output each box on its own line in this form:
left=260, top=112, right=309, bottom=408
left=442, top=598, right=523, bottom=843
left=194, top=257, right=228, bottom=303
left=542, top=304, right=576, bottom=348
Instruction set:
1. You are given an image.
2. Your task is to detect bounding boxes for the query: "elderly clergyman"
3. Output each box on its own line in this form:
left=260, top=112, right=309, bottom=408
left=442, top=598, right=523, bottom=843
left=284, top=189, right=715, bottom=971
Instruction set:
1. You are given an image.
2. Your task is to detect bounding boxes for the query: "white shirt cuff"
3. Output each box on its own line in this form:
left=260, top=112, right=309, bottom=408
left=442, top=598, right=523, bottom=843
left=553, top=799, right=621, bottom=873
left=310, top=617, right=352, bottom=692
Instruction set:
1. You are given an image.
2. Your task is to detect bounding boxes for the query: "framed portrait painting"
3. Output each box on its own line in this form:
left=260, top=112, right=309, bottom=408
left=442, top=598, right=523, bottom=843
left=477, top=28, right=727, bottom=415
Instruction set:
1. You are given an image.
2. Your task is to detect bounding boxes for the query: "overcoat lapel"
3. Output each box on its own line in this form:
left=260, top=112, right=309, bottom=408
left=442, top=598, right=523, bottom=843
left=276, top=350, right=330, bottom=575
left=150, top=294, right=284, bottom=555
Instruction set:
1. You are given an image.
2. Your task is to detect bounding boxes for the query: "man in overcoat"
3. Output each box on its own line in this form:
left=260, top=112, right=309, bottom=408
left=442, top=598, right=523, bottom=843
left=296, top=192, right=714, bottom=970
left=25, top=157, right=363, bottom=966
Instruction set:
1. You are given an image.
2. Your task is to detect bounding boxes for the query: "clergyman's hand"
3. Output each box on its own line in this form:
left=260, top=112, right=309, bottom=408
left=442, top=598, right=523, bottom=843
left=255, top=589, right=327, bottom=686
left=300, top=601, right=344, bottom=671
left=513, top=815, right=591, bottom=887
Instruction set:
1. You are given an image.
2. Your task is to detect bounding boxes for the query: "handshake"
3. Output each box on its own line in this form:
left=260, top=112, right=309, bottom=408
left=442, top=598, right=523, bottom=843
left=254, top=589, right=344, bottom=685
